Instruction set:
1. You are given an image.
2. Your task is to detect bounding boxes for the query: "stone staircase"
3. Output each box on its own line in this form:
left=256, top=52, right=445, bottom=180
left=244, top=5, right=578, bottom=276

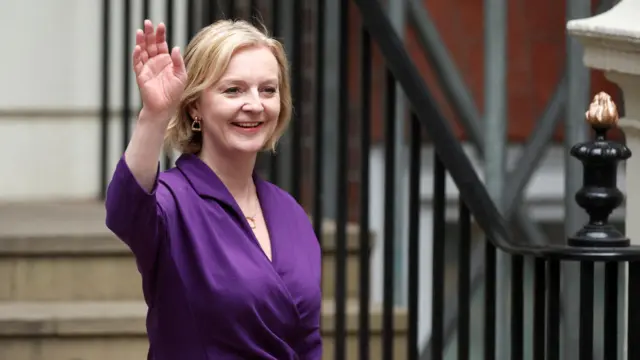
left=0, top=201, right=407, bottom=359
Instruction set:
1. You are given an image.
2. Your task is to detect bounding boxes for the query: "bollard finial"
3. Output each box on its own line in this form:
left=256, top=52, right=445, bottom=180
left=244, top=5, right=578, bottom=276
left=585, top=91, right=619, bottom=128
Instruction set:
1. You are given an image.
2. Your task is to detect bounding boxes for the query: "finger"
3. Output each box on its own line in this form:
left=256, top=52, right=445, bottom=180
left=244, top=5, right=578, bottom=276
left=135, top=29, right=145, bottom=51
left=156, top=23, right=169, bottom=55
left=132, top=45, right=144, bottom=75
left=140, top=49, right=149, bottom=64
left=171, top=47, right=186, bottom=76
left=144, top=19, right=158, bottom=57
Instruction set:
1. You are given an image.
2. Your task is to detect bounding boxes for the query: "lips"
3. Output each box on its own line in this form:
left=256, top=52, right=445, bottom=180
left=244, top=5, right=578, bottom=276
left=231, top=122, right=263, bottom=129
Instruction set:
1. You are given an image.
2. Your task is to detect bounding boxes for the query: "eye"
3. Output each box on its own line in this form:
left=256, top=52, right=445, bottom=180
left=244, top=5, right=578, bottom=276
left=262, top=87, right=277, bottom=94
left=223, top=87, right=241, bottom=94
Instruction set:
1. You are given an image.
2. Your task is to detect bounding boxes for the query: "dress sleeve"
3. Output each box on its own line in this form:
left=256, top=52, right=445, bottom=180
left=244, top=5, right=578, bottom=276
left=105, top=156, right=169, bottom=274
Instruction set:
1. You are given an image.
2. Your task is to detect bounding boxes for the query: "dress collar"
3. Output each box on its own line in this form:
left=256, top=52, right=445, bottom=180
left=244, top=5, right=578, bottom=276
left=174, top=153, right=271, bottom=207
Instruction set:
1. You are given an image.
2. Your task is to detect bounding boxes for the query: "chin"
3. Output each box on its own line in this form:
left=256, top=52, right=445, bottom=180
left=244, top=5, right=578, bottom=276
left=225, top=126, right=275, bottom=154
left=232, top=145, right=266, bottom=154
left=227, top=138, right=269, bottom=154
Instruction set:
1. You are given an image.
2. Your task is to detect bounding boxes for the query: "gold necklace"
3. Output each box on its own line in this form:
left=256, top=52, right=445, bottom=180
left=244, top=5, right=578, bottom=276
left=246, top=213, right=257, bottom=229
left=245, top=186, right=258, bottom=230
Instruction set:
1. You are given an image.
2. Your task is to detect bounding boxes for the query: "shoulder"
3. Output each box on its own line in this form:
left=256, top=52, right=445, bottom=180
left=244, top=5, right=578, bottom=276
left=261, top=180, right=309, bottom=220
left=154, top=167, right=194, bottom=215
left=260, top=180, right=319, bottom=247
left=157, top=167, right=191, bottom=194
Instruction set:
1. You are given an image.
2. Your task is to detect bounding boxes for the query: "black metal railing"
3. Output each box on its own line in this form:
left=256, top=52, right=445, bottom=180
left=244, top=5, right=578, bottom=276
left=99, top=0, right=640, bottom=359
left=355, top=2, right=640, bottom=360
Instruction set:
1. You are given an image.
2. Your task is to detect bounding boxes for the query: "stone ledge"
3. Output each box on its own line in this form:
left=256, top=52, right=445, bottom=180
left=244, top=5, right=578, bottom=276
left=0, top=300, right=407, bottom=337
left=567, top=0, right=640, bottom=73
left=0, top=201, right=373, bottom=256
left=567, top=0, right=640, bottom=43
left=0, top=301, right=147, bottom=337
left=0, top=235, right=129, bottom=257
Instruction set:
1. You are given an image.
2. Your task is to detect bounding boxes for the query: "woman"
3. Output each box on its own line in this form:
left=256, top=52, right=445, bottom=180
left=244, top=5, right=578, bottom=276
left=105, top=19, right=322, bottom=359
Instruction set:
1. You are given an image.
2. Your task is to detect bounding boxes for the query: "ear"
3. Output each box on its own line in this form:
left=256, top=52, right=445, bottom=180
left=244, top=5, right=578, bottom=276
left=187, top=102, right=200, bottom=120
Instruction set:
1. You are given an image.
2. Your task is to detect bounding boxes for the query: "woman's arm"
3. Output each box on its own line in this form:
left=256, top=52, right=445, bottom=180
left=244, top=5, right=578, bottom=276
left=123, top=110, right=169, bottom=192
left=104, top=19, right=186, bottom=273
left=123, top=19, right=186, bottom=192
left=105, top=151, right=167, bottom=274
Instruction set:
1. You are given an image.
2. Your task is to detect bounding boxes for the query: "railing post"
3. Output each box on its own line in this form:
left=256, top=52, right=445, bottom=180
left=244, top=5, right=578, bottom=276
left=568, top=92, right=631, bottom=247
left=567, top=92, right=632, bottom=358
left=568, top=3, right=640, bottom=357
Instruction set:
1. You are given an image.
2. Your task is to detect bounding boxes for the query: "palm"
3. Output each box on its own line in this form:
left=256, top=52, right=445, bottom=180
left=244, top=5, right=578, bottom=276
left=133, top=20, right=187, bottom=115
left=138, top=54, right=184, bottom=112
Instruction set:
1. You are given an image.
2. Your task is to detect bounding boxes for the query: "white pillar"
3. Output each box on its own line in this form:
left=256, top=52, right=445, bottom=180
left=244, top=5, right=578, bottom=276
left=568, top=2, right=640, bottom=357
left=609, top=74, right=640, bottom=242
left=567, top=1, right=640, bottom=238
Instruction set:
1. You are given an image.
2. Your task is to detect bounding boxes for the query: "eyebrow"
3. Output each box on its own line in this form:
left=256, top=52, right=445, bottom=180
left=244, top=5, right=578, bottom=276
left=218, top=77, right=279, bottom=84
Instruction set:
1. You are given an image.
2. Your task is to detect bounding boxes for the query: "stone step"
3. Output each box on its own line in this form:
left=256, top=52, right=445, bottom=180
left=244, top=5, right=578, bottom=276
left=0, top=300, right=407, bottom=360
left=0, top=201, right=371, bottom=301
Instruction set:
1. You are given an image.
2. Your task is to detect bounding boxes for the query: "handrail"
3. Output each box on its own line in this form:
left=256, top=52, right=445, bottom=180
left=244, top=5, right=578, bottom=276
left=352, top=0, right=640, bottom=261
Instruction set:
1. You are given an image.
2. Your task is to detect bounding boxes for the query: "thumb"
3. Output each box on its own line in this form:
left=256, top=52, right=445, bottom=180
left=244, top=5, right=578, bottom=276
left=171, top=47, right=186, bottom=77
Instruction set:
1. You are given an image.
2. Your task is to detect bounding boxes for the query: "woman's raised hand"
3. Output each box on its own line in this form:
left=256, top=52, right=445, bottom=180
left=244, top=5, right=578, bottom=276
left=133, top=20, right=187, bottom=120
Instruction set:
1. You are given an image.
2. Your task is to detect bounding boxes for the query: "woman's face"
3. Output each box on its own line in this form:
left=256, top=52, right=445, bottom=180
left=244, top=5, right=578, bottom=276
left=195, top=45, right=281, bottom=155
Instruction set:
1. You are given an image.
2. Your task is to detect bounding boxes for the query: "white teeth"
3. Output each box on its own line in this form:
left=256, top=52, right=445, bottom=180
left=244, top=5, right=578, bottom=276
left=233, top=122, right=261, bottom=128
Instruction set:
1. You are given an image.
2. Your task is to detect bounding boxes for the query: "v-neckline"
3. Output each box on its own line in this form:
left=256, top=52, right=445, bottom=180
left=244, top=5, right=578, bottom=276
left=249, top=174, right=278, bottom=267
left=173, top=155, right=278, bottom=268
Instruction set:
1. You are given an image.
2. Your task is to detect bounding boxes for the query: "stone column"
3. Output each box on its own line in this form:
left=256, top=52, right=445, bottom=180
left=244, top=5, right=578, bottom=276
left=568, top=0, right=640, bottom=244
left=568, top=2, right=640, bottom=357
left=608, top=74, right=640, bottom=241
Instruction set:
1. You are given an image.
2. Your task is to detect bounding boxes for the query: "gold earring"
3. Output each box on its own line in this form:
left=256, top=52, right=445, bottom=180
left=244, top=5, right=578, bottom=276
left=191, top=116, right=202, bottom=132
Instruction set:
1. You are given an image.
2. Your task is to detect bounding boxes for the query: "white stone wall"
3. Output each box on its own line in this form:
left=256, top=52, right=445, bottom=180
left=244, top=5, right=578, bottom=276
left=0, top=0, right=189, bottom=201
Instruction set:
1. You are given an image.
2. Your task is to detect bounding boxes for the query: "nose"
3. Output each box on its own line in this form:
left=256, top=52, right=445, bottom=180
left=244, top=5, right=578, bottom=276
left=242, top=90, right=264, bottom=113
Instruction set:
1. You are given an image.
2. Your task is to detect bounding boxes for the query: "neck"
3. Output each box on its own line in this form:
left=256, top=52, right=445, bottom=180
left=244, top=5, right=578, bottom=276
left=198, top=144, right=257, bottom=201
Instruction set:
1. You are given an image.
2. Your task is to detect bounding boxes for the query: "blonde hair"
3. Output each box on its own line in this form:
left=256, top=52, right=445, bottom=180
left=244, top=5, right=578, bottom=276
left=165, top=19, right=292, bottom=153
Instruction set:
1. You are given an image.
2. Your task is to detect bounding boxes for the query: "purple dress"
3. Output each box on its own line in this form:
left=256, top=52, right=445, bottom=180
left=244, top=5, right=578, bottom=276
left=105, top=154, right=322, bottom=359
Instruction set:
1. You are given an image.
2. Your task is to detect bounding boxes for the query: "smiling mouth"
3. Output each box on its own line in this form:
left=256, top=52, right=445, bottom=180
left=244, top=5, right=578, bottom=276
left=231, top=122, right=263, bottom=129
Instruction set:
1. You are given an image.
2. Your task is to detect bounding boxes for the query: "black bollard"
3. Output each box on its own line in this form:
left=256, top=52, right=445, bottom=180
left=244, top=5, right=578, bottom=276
left=568, top=92, right=632, bottom=247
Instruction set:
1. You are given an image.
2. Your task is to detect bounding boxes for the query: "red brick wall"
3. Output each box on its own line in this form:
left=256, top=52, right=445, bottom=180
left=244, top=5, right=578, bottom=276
left=296, top=0, right=623, bottom=220
left=401, top=0, right=622, bottom=142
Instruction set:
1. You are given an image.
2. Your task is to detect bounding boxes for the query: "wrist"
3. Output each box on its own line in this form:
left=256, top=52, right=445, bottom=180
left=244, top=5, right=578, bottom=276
left=138, top=107, right=174, bottom=125
left=136, top=110, right=171, bottom=137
